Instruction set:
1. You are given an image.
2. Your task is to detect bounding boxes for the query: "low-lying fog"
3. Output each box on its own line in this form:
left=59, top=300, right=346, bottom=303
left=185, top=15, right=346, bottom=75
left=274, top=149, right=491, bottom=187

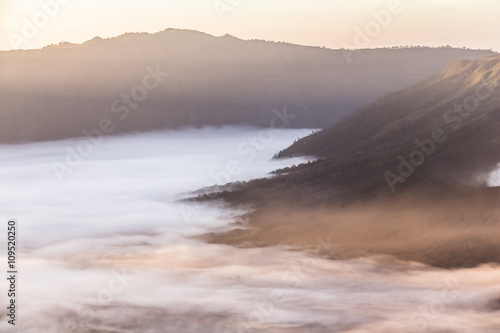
left=0, top=127, right=499, bottom=332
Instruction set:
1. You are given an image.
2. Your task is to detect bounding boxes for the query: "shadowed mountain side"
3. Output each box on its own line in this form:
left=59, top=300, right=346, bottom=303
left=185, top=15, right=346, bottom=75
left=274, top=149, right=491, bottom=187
left=0, top=28, right=495, bottom=143
left=195, top=55, right=500, bottom=268
left=198, top=56, right=500, bottom=207
left=276, top=54, right=500, bottom=191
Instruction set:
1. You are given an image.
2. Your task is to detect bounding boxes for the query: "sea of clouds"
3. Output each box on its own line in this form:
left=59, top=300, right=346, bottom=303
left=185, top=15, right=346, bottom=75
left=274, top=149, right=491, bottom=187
left=0, top=127, right=499, bottom=332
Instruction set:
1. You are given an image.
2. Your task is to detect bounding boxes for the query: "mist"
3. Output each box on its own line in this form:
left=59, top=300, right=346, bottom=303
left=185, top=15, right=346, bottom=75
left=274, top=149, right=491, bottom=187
left=0, top=128, right=499, bottom=332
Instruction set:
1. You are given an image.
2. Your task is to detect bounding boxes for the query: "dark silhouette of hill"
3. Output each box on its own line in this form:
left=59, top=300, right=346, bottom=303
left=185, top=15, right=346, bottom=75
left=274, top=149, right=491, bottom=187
left=203, top=55, right=500, bottom=205
left=197, top=55, right=500, bottom=268
left=276, top=54, right=500, bottom=192
left=0, top=28, right=495, bottom=142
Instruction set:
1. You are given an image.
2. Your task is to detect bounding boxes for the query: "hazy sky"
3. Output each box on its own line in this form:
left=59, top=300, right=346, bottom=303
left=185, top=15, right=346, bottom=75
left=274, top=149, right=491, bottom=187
left=0, top=0, right=499, bottom=51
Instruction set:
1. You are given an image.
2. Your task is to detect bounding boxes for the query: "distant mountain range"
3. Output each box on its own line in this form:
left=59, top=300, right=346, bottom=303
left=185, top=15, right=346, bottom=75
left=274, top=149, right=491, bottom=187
left=0, top=28, right=495, bottom=142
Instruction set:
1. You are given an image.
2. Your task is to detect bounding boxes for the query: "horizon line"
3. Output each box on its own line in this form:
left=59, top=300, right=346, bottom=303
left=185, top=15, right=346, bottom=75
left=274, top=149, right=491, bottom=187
left=1, top=28, right=499, bottom=53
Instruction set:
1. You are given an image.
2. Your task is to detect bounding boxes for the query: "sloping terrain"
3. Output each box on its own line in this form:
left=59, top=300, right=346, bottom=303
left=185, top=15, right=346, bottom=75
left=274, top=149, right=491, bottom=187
left=205, top=55, right=500, bottom=205
left=199, top=55, right=500, bottom=268
left=273, top=54, right=500, bottom=195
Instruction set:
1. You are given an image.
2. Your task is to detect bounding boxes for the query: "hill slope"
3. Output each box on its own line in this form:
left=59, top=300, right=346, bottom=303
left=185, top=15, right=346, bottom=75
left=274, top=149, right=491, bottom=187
left=0, top=28, right=494, bottom=142
left=276, top=54, right=500, bottom=193
left=199, top=55, right=500, bottom=268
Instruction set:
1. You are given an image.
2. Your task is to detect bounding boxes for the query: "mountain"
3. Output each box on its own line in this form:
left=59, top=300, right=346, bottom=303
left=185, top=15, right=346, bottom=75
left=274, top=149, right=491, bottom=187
left=198, top=55, right=500, bottom=268
left=0, top=28, right=495, bottom=143
left=205, top=54, right=500, bottom=205
left=275, top=54, right=500, bottom=193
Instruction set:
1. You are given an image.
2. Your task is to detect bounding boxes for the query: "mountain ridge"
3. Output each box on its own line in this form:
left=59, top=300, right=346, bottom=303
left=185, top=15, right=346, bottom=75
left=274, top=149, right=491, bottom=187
left=0, top=29, right=495, bottom=143
left=201, top=54, right=500, bottom=208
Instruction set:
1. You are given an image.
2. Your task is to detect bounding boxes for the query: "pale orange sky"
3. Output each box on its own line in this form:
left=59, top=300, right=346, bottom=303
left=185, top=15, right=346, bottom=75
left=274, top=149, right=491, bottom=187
left=1, top=0, right=499, bottom=51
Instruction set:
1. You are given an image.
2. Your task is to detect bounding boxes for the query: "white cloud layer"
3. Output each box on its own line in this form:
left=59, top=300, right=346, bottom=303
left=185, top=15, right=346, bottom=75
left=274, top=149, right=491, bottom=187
left=0, top=128, right=499, bottom=332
